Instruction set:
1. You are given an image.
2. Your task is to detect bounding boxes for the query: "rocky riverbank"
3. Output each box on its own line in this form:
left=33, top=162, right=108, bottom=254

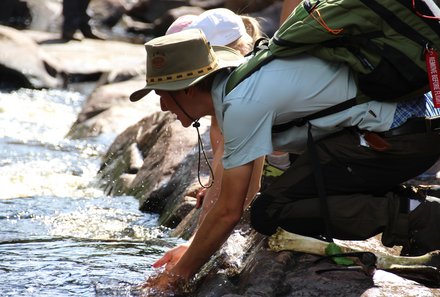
left=1, top=5, right=440, bottom=295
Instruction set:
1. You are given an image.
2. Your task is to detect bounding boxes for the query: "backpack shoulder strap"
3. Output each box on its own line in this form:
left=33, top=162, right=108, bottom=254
left=225, top=48, right=275, bottom=95
left=272, top=98, right=358, bottom=133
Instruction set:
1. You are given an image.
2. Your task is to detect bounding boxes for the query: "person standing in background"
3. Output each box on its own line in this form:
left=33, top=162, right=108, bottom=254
left=61, top=0, right=101, bottom=41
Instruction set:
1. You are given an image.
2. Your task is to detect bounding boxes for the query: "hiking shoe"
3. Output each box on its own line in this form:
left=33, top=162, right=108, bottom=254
left=80, top=26, right=105, bottom=40
left=260, top=161, right=286, bottom=192
left=401, top=196, right=440, bottom=256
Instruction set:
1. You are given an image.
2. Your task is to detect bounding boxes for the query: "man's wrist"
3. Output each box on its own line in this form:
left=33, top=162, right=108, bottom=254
left=170, top=263, right=193, bottom=281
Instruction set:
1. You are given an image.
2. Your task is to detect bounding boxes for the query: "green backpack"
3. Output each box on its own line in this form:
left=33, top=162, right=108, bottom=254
left=225, top=0, right=440, bottom=129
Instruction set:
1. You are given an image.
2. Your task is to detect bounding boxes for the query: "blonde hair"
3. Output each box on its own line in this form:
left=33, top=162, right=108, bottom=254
left=227, top=15, right=263, bottom=55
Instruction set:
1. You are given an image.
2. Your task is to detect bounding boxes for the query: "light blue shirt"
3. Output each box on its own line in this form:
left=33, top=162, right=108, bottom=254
left=212, top=55, right=397, bottom=169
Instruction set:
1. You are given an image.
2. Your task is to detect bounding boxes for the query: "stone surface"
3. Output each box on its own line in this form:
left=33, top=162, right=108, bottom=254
left=0, top=25, right=61, bottom=89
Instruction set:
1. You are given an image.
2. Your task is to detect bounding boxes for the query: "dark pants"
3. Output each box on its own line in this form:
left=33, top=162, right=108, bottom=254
left=250, top=128, right=440, bottom=247
left=62, top=0, right=91, bottom=36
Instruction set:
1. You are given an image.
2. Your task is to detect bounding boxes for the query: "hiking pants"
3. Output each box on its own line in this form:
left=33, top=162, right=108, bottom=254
left=62, top=0, right=91, bottom=36
left=250, top=128, right=440, bottom=247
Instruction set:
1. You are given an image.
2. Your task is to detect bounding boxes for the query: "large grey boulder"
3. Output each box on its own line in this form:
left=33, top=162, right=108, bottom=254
left=0, top=25, right=61, bottom=89
left=97, top=109, right=211, bottom=229
left=24, top=29, right=148, bottom=139
left=67, top=77, right=152, bottom=139
left=34, top=32, right=145, bottom=79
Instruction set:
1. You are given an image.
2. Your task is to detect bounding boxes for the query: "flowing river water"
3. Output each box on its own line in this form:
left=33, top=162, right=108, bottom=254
left=0, top=87, right=181, bottom=296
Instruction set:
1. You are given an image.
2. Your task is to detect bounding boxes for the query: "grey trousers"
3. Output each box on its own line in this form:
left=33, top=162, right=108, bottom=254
left=250, top=128, right=440, bottom=247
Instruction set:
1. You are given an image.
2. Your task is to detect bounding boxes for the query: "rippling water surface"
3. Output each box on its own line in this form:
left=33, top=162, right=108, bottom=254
left=0, top=88, right=176, bottom=296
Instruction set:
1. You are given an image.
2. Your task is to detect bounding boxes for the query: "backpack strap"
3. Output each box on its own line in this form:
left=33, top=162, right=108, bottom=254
left=225, top=48, right=275, bottom=95
left=306, top=123, right=334, bottom=242
left=362, top=0, right=435, bottom=48
left=272, top=98, right=358, bottom=133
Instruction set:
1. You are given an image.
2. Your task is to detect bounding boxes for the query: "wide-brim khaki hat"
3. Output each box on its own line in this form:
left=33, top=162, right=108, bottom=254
left=130, top=28, right=244, bottom=102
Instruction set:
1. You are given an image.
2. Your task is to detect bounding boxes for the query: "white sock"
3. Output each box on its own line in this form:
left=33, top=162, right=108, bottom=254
left=267, top=152, right=290, bottom=170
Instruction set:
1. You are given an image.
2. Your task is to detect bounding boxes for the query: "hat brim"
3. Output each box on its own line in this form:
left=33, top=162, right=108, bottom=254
left=129, top=46, right=244, bottom=102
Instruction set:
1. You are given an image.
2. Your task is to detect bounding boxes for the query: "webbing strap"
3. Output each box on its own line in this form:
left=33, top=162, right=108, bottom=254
left=225, top=49, right=274, bottom=95
left=307, top=124, right=334, bottom=242
left=361, top=0, right=432, bottom=47
left=272, top=98, right=357, bottom=133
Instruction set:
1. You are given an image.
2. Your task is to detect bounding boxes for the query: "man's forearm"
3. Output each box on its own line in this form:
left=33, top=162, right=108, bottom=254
left=172, top=202, right=242, bottom=279
left=171, top=163, right=254, bottom=279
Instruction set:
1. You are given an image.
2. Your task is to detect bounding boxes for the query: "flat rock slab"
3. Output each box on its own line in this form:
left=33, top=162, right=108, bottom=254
left=25, top=30, right=146, bottom=76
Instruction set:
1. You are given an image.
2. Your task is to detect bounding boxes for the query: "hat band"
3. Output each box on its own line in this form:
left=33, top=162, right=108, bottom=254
left=147, top=60, right=219, bottom=85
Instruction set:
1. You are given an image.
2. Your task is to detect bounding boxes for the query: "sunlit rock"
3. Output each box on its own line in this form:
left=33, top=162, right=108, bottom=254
left=26, top=0, right=62, bottom=32
left=0, top=25, right=61, bottom=89
left=98, top=110, right=211, bottom=222
left=67, top=78, right=152, bottom=139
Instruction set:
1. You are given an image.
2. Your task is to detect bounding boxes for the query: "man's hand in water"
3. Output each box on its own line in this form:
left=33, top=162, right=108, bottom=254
left=152, top=243, right=189, bottom=270
left=140, top=269, right=186, bottom=296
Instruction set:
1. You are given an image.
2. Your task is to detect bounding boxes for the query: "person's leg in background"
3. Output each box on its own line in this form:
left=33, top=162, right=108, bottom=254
left=62, top=0, right=101, bottom=40
left=77, top=0, right=100, bottom=39
left=62, top=0, right=81, bottom=40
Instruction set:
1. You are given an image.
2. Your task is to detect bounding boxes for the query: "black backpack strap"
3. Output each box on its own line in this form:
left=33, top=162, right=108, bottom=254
left=272, top=98, right=357, bottom=133
left=307, top=123, right=334, bottom=242
left=361, top=0, right=434, bottom=48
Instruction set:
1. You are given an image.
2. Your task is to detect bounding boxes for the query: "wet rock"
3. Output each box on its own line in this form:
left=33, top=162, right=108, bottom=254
left=98, top=67, right=144, bottom=85
left=20, top=29, right=150, bottom=139
left=134, top=121, right=211, bottom=214
left=168, top=182, right=204, bottom=238
left=97, top=108, right=211, bottom=217
left=98, top=111, right=175, bottom=196
left=127, top=0, right=190, bottom=24
left=170, top=207, right=200, bottom=240
left=194, top=274, right=238, bottom=297
left=88, top=0, right=127, bottom=28
left=159, top=195, right=197, bottom=228
left=151, top=6, right=205, bottom=37
left=122, top=4, right=205, bottom=38
left=67, top=78, right=151, bottom=138
left=182, top=229, right=440, bottom=296
left=34, top=33, right=145, bottom=79
left=0, top=0, right=31, bottom=30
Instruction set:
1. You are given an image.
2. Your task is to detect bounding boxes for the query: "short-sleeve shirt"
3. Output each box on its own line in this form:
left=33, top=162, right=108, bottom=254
left=211, top=54, right=397, bottom=169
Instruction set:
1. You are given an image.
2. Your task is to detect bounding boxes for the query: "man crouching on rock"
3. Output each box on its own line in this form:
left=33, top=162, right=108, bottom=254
left=129, top=29, right=440, bottom=294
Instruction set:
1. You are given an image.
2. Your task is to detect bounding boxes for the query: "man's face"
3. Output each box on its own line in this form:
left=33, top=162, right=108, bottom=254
left=155, top=90, right=194, bottom=127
